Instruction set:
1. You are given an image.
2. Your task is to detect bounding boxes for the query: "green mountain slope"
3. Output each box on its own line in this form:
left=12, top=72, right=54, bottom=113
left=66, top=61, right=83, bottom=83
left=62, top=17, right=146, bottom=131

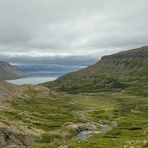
left=0, top=61, right=26, bottom=80
left=44, top=46, right=148, bottom=93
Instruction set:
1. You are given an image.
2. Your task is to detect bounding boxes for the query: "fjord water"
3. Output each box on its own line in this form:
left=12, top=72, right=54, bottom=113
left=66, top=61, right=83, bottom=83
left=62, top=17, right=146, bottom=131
left=6, top=75, right=59, bottom=85
left=6, top=64, right=86, bottom=85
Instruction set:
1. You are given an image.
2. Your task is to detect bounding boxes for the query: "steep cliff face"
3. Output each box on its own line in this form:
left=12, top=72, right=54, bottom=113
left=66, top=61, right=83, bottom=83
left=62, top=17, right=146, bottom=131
left=44, top=46, right=148, bottom=93
left=0, top=61, right=26, bottom=80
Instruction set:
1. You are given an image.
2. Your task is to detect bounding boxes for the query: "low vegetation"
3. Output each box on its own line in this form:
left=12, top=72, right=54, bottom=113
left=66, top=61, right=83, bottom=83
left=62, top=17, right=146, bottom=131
left=0, top=86, right=147, bottom=147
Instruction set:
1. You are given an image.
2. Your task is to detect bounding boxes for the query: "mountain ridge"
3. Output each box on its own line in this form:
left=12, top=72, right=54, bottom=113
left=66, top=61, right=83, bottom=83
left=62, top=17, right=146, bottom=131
left=44, top=46, right=148, bottom=93
left=101, top=46, right=148, bottom=59
left=0, top=61, right=26, bottom=80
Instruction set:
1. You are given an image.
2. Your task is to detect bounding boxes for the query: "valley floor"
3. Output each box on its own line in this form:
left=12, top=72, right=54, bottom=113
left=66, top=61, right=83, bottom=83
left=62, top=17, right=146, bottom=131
left=0, top=85, right=147, bottom=148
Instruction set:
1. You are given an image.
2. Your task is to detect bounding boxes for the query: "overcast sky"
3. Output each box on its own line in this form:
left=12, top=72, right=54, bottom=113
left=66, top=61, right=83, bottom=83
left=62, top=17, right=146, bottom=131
left=0, top=0, right=148, bottom=65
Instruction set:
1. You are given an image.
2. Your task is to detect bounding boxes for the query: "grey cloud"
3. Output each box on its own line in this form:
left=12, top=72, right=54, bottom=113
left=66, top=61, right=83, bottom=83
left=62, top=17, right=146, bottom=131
left=0, top=0, right=148, bottom=63
left=0, top=55, right=98, bottom=66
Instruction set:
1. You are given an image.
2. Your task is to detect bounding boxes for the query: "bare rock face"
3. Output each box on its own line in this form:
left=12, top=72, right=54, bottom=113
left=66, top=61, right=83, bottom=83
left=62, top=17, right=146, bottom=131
left=0, top=61, right=26, bottom=80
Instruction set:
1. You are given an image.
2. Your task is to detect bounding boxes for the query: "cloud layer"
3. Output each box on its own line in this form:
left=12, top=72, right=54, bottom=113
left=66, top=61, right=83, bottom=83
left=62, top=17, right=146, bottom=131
left=0, top=0, right=148, bottom=64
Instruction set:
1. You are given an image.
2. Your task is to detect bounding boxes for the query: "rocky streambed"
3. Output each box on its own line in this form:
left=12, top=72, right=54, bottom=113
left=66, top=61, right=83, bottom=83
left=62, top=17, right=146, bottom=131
left=73, top=112, right=117, bottom=141
left=73, top=122, right=114, bottom=141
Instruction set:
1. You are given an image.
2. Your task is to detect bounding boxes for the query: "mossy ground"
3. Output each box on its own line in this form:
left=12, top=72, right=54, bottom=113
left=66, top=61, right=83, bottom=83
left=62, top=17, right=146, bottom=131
left=0, top=86, right=147, bottom=147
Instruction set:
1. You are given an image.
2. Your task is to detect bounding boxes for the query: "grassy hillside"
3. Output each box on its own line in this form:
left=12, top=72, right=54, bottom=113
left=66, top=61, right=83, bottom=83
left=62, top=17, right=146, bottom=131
left=0, top=85, right=147, bottom=147
left=44, top=46, right=148, bottom=94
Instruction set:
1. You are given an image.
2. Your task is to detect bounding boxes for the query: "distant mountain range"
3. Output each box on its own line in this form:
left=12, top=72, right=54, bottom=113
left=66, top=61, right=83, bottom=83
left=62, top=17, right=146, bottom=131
left=15, top=64, right=85, bottom=76
left=44, top=46, right=148, bottom=93
left=0, top=61, right=26, bottom=80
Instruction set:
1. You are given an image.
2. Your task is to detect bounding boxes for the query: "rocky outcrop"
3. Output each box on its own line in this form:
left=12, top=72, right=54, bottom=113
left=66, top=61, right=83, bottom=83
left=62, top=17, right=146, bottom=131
left=66, top=122, right=96, bottom=133
left=0, top=61, right=26, bottom=80
left=0, top=123, right=39, bottom=148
